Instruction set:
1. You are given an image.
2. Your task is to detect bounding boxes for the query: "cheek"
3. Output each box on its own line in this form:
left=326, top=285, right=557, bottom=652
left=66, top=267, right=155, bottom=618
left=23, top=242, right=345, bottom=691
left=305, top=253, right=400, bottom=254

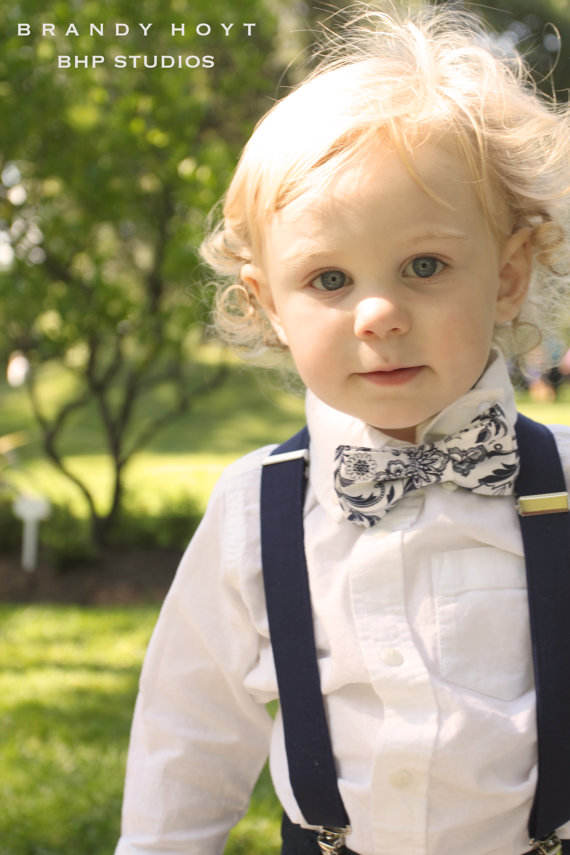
left=445, top=292, right=498, bottom=345
left=284, top=318, right=341, bottom=385
left=429, top=303, right=495, bottom=384
left=288, top=333, right=325, bottom=374
left=280, top=302, right=333, bottom=351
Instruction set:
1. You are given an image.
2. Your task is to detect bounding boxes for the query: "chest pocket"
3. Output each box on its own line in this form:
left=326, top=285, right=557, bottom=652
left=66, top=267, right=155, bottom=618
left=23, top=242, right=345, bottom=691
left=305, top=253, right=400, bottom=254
left=432, top=547, right=533, bottom=701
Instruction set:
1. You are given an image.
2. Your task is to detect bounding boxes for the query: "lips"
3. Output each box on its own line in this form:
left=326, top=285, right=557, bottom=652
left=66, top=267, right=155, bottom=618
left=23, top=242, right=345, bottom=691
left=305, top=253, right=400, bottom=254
left=358, top=366, right=423, bottom=386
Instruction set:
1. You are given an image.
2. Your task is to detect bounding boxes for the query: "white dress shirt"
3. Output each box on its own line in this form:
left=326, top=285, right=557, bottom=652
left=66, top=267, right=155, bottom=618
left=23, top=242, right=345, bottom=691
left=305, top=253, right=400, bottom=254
left=115, top=350, right=570, bottom=855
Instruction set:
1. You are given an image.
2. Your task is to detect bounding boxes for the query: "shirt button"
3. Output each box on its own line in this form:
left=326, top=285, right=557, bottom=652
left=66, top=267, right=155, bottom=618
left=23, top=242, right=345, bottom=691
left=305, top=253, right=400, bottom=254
left=389, top=769, right=413, bottom=789
left=381, top=648, right=404, bottom=667
left=440, top=481, right=458, bottom=492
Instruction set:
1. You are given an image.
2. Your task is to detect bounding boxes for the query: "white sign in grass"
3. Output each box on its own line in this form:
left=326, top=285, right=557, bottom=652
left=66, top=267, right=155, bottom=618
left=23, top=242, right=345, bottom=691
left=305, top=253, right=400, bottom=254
left=12, top=494, right=51, bottom=572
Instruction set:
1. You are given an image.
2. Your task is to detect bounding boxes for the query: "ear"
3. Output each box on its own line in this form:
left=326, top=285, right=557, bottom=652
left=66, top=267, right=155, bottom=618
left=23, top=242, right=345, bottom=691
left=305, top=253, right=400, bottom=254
left=496, top=227, right=532, bottom=324
left=240, top=263, right=289, bottom=345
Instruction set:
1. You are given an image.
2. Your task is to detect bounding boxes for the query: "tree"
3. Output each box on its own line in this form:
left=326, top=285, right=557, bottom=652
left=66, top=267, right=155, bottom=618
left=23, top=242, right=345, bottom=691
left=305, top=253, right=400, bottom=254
left=460, top=0, right=570, bottom=99
left=303, top=0, right=570, bottom=98
left=0, top=0, right=288, bottom=544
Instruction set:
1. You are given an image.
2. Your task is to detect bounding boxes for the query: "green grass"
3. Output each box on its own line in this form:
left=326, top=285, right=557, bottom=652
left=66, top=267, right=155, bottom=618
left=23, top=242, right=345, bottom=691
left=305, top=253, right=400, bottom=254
left=516, top=386, right=570, bottom=427
left=0, top=604, right=281, bottom=855
left=0, top=605, right=154, bottom=854
left=0, top=358, right=306, bottom=516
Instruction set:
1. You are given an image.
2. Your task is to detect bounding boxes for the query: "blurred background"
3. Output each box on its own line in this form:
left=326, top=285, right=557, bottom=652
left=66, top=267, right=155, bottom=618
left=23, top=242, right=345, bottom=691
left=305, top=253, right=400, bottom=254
left=0, top=1, right=568, bottom=853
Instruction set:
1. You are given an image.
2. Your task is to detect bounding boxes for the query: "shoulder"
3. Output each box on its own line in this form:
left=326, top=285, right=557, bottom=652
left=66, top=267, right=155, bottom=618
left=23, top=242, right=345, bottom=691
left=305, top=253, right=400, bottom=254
left=211, top=444, right=278, bottom=499
left=199, top=444, right=279, bottom=543
left=171, top=445, right=279, bottom=593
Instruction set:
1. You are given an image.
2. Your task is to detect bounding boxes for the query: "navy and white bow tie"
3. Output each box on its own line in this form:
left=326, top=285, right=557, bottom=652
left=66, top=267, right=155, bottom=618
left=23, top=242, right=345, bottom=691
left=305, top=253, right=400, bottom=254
left=334, top=403, right=519, bottom=527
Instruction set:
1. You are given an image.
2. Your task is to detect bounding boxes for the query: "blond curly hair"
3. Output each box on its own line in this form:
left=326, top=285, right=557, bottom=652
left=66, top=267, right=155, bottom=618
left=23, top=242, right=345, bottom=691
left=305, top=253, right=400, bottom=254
left=200, top=2, right=570, bottom=367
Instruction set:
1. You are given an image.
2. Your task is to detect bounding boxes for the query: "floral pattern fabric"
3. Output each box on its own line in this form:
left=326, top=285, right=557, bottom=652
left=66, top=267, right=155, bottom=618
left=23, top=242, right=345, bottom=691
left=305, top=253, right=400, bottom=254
left=334, top=404, right=519, bottom=527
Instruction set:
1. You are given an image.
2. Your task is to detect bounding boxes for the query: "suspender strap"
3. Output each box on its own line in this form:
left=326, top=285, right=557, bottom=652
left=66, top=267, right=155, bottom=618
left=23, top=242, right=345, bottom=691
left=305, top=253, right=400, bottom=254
left=515, top=414, right=570, bottom=841
left=261, top=415, right=570, bottom=844
left=261, top=427, right=350, bottom=830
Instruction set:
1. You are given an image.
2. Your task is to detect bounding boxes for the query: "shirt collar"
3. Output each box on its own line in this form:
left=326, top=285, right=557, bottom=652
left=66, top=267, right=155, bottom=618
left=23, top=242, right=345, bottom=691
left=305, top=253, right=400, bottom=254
left=305, top=347, right=518, bottom=520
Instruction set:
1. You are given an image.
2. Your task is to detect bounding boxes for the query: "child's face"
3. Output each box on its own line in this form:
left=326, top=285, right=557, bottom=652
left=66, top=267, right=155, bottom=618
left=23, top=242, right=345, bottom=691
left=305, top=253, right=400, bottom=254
left=243, top=142, right=530, bottom=441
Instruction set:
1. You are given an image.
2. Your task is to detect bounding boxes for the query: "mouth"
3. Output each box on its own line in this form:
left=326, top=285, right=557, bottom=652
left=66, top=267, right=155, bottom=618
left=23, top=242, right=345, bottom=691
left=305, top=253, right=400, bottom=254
left=357, top=366, right=423, bottom=386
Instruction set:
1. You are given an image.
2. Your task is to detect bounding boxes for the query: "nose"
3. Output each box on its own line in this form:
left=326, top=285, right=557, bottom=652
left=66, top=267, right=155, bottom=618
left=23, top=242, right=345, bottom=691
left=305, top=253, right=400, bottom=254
left=353, top=295, right=411, bottom=339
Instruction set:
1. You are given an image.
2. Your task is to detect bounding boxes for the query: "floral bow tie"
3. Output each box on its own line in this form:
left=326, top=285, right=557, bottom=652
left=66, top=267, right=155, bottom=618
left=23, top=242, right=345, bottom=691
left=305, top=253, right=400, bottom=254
left=334, top=404, right=519, bottom=527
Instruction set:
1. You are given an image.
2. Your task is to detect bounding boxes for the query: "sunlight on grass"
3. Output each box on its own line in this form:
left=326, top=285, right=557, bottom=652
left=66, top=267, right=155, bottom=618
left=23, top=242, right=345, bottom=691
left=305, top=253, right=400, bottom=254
left=0, top=605, right=158, bottom=855
left=0, top=605, right=281, bottom=855
left=516, top=397, right=570, bottom=426
left=4, top=452, right=249, bottom=515
left=0, top=360, right=306, bottom=517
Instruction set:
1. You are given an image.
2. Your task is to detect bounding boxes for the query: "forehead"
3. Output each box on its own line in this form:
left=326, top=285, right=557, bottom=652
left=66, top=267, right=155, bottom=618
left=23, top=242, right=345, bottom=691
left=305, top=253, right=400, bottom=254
left=262, top=141, right=494, bottom=263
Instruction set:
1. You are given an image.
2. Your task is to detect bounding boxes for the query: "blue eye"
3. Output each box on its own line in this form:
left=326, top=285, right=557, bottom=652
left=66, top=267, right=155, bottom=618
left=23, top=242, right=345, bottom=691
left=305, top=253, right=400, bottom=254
left=403, top=257, right=445, bottom=278
left=311, top=270, right=350, bottom=291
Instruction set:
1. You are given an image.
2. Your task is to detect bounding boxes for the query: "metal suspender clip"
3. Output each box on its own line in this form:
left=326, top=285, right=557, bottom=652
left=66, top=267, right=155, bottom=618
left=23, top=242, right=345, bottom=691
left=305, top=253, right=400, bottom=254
left=529, top=833, right=562, bottom=855
left=262, top=448, right=309, bottom=466
left=517, top=492, right=569, bottom=516
left=317, top=825, right=352, bottom=854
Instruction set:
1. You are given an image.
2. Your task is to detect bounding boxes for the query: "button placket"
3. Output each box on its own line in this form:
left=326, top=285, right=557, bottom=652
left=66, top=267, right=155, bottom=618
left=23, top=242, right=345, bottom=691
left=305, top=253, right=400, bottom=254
left=350, top=531, right=437, bottom=853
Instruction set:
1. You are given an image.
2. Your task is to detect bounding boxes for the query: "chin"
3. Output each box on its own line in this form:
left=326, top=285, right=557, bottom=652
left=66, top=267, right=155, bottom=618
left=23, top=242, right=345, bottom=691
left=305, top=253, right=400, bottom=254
left=364, top=410, right=423, bottom=434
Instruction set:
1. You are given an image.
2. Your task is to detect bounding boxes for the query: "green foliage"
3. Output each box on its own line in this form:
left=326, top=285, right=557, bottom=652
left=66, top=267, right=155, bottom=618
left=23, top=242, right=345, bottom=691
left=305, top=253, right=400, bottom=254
left=108, top=490, right=202, bottom=549
left=0, top=0, right=289, bottom=541
left=0, top=604, right=281, bottom=855
left=40, top=502, right=99, bottom=568
left=0, top=0, right=568, bottom=544
left=34, top=492, right=202, bottom=568
left=0, top=499, right=21, bottom=552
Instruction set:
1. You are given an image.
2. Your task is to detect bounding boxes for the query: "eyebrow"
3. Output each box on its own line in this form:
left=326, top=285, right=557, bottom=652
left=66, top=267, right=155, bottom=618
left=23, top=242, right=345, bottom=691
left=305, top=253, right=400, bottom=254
left=408, top=229, right=469, bottom=243
left=278, top=229, right=469, bottom=270
left=278, top=245, right=331, bottom=271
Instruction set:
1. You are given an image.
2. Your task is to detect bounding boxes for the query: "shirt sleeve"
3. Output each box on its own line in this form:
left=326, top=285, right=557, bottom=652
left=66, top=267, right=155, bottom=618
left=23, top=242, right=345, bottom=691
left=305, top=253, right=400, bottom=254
left=114, top=452, right=274, bottom=855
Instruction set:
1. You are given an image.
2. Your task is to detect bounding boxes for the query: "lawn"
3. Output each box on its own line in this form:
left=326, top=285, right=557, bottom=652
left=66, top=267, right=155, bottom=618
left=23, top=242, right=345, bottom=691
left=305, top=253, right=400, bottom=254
left=0, top=604, right=281, bottom=855
left=0, top=358, right=306, bottom=517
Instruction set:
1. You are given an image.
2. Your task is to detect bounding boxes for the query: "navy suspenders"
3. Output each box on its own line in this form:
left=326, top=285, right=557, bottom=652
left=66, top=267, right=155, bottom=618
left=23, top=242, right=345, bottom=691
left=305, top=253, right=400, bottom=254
left=514, top=416, right=570, bottom=851
left=260, top=427, right=349, bottom=835
left=260, top=415, right=570, bottom=855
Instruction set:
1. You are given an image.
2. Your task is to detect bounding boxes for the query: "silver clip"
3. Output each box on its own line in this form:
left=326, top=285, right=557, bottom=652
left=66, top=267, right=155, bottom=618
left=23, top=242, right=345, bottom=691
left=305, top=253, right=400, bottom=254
left=262, top=448, right=309, bottom=466
left=529, top=833, right=562, bottom=855
left=317, top=826, right=351, bottom=854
